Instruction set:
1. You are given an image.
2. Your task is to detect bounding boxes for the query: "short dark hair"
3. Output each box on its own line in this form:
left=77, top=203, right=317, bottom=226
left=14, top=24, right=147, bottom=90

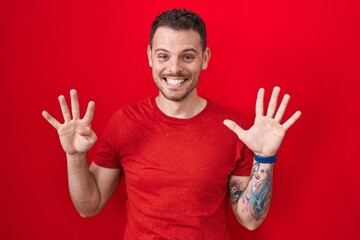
left=150, top=8, right=207, bottom=51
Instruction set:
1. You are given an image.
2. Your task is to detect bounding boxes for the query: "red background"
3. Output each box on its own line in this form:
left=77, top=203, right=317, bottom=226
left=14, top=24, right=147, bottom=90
left=1, top=0, right=359, bottom=239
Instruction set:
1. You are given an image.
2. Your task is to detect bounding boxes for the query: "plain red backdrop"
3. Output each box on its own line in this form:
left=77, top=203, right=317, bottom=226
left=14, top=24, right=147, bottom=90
left=1, top=0, right=359, bottom=239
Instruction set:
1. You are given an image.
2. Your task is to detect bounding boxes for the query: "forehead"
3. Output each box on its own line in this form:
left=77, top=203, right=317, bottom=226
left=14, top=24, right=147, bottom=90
left=152, top=27, right=202, bottom=52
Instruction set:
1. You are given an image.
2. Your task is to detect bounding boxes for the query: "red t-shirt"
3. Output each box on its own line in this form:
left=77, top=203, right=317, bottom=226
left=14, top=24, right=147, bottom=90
left=93, top=97, right=253, bottom=239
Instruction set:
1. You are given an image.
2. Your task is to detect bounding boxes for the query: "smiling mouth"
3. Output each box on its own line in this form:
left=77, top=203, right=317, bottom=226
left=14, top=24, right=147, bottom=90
left=164, top=77, right=187, bottom=85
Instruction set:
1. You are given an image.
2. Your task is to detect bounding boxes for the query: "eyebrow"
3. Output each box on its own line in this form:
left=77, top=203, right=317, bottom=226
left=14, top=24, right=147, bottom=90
left=154, top=48, right=198, bottom=54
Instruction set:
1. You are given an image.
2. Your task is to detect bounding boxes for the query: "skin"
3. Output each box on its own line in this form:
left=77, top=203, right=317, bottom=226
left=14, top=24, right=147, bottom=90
left=224, top=87, right=301, bottom=230
left=42, top=91, right=120, bottom=217
left=147, top=27, right=211, bottom=119
left=42, top=27, right=302, bottom=230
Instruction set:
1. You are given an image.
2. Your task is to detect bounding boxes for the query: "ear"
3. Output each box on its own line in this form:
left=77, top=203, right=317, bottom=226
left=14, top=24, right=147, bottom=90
left=201, top=47, right=211, bottom=70
left=147, top=45, right=153, bottom=67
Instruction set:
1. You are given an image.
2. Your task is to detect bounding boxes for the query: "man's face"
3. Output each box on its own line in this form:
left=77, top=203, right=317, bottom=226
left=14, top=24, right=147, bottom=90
left=147, top=27, right=210, bottom=102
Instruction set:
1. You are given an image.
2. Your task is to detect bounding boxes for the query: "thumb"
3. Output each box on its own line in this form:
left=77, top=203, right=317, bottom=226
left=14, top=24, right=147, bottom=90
left=223, top=119, right=246, bottom=140
left=77, top=126, right=92, bottom=136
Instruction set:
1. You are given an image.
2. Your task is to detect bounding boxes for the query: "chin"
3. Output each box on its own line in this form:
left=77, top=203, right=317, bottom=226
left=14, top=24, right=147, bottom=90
left=155, top=80, right=198, bottom=102
left=162, top=93, right=189, bottom=102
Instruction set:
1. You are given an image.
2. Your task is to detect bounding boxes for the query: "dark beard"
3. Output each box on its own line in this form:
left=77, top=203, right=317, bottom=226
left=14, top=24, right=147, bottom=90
left=159, top=88, right=193, bottom=102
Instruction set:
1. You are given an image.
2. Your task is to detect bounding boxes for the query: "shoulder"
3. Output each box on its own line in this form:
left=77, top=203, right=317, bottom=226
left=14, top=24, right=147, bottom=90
left=102, top=97, right=155, bottom=138
left=111, top=97, right=155, bottom=121
left=206, top=100, right=248, bottom=126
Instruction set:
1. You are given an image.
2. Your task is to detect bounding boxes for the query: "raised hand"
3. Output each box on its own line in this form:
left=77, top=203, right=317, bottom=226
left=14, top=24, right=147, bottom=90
left=224, top=87, right=301, bottom=157
left=42, top=89, right=97, bottom=155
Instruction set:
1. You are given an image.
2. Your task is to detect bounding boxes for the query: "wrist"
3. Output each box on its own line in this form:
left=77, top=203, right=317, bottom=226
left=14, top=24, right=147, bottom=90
left=254, top=154, right=277, bottom=164
left=66, top=152, right=87, bottom=161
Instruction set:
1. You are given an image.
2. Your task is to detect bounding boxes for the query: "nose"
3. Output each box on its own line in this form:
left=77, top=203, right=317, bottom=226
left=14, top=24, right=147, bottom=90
left=168, top=58, right=184, bottom=74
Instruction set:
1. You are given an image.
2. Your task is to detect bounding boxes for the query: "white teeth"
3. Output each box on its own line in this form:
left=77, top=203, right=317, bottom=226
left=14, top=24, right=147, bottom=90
left=166, top=78, right=185, bottom=85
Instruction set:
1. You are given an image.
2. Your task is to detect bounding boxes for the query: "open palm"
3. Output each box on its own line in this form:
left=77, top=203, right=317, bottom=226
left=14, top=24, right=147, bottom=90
left=224, top=87, right=301, bottom=157
left=42, top=90, right=97, bottom=155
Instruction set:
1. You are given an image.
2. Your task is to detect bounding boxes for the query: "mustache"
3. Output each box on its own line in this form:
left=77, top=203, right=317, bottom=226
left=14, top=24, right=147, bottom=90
left=161, top=72, right=189, bottom=78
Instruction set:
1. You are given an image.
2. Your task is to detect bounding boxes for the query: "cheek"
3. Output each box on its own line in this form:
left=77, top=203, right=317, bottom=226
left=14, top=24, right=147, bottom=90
left=187, top=64, right=202, bottom=76
left=151, top=64, right=164, bottom=75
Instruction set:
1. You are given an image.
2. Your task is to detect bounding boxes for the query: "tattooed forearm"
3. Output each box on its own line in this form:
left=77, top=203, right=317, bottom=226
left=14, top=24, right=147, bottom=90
left=249, top=169, right=272, bottom=220
left=237, top=163, right=273, bottom=221
left=249, top=163, right=272, bottom=220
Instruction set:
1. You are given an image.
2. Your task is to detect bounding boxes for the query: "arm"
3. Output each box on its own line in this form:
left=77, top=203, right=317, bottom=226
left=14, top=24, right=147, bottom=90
left=224, top=86, right=301, bottom=230
left=229, top=162, right=273, bottom=230
left=42, top=89, right=120, bottom=217
left=66, top=154, right=121, bottom=217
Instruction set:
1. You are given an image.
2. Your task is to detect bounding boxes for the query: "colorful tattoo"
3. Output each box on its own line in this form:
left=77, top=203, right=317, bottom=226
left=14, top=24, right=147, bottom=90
left=248, top=164, right=273, bottom=221
left=229, top=179, right=245, bottom=205
left=251, top=162, right=260, bottom=175
left=235, top=162, right=273, bottom=221
left=230, top=161, right=273, bottom=221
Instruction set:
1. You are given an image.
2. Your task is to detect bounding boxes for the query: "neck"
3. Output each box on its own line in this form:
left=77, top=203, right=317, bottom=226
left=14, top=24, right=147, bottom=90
left=156, top=91, right=207, bottom=119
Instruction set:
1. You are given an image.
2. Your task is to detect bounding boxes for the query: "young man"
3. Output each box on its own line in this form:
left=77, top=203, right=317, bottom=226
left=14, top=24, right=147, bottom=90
left=42, top=9, right=301, bottom=239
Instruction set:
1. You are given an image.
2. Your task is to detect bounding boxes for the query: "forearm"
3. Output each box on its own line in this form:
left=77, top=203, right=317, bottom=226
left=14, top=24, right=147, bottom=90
left=66, top=153, right=101, bottom=217
left=231, top=161, right=273, bottom=230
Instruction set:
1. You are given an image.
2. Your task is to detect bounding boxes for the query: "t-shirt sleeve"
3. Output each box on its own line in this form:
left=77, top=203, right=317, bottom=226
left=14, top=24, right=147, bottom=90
left=92, top=111, right=123, bottom=169
left=231, top=141, right=254, bottom=176
left=225, top=110, right=254, bottom=176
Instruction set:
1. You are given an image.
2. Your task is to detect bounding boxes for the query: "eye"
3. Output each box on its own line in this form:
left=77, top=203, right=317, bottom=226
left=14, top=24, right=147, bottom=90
left=158, top=54, right=169, bottom=61
left=183, top=55, right=195, bottom=61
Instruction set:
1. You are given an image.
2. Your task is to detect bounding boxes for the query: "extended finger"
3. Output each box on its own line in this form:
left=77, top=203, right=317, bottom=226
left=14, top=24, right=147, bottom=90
left=282, top=110, right=302, bottom=131
left=256, top=88, right=265, bottom=116
left=83, top=101, right=95, bottom=123
left=274, top=94, right=290, bottom=122
left=70, top=89, right=80, bottom=120
left=58, top=95, right=71, bottom=122
left=42, top=110, right=61, bottom=130
left=223, top=119, right=246, bottom=140
left=267, top=86, right=280, bottom=118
